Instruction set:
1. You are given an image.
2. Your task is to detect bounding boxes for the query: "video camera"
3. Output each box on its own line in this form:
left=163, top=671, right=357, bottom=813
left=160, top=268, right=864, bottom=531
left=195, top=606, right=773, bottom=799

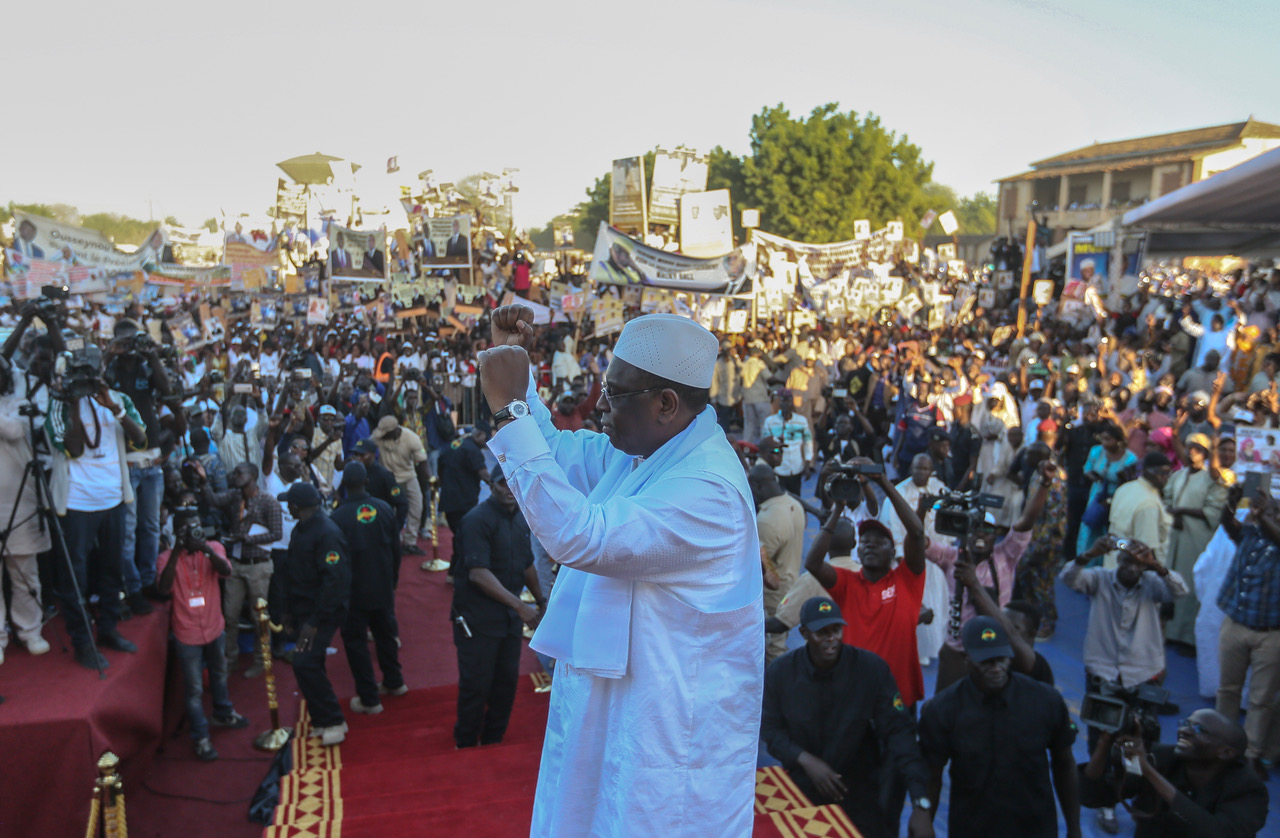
left=823, top=459, right=883, bottom=504
left=932, top=488, right=1004, bottom=539
left=54, top=345, right=103, bottom=401
left=1080, top=679, right=1168, bottom=746
left=29, top=284, right=68, bottom=323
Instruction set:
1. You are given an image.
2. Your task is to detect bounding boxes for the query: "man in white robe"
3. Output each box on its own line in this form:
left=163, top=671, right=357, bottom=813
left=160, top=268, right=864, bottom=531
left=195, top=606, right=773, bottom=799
left=478, top=307, right=763, bottom=838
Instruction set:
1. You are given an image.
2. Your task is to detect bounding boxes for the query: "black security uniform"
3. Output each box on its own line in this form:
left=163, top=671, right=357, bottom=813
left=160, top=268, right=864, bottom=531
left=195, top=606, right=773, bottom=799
left=363, top=459, right=409, bottom=536
left=762, top=645, right=931, bottom=838
left=285, top=511, right=351, bottom=729
left=438, top=436, right=488, bottom=567
left=1078, top=744, right=1268, bottom=838
left=451, top=496, right=534, bottom=748
left=332, top=491, right=404, bottom=707
left=918, top=672, right=1077, bottom=838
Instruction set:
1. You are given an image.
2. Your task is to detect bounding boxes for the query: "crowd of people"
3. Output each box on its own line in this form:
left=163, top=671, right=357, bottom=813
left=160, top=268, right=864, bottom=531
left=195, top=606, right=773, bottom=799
left=0, top=243, right=1277, bottom=836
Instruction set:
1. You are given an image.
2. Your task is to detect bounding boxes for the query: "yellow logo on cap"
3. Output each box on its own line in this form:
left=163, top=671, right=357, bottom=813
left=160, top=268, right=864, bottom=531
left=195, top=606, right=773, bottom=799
left=325, top=551, right=340, bottom=565
left=981, top=628, right=996, bottom=641
left=818, top=602, right=832, bottom=613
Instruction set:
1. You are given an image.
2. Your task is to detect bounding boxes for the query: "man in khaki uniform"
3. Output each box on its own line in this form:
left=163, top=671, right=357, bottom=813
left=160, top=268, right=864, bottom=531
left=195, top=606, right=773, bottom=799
left=749, top=464, right=806, bottom=662
left=370, top=415, right=431, bottom=553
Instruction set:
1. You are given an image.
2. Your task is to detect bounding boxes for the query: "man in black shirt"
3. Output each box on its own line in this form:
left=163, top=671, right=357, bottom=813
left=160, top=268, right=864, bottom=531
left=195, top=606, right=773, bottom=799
left=278, top=482, right=351, bottom=746
left=1060, top=401, right=1102, bottom=560
left=332, top=463, right=405, bottom=715
left=919, top=616, right=1081, bottom=838
left=947, top=394, right=981, bottom=490
left=762, top=597, right=935, bottom=838
left=349, top=439, right=409, bottom=533
left=105, top=319, right=172, bottom=613
left=435, top=422, right=491, bottom=574
left=1078, top=709, right=1268, bottom=838
left=451, top=466, right=543, bottom=748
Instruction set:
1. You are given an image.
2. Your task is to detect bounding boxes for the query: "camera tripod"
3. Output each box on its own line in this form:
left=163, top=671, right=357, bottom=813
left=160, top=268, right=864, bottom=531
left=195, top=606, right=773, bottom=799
left=0, top=398, right=106, bottom=679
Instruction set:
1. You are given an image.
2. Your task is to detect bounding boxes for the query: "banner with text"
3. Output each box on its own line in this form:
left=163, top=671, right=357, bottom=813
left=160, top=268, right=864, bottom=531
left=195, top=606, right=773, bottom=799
left=589, top=222, right=752, bottom=295
left=7, top=210, right=166, bottom=275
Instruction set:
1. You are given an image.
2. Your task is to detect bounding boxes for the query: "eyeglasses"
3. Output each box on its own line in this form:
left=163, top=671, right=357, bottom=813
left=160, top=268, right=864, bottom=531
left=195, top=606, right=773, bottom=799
left=601, top=382, right=665, bottom=406
left=1178, top=718, right=1212, bottom=737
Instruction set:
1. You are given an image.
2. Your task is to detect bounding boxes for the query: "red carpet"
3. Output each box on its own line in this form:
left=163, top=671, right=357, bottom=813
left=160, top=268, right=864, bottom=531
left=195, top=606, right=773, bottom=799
left=264, top=688, right=860, bottom=837
left=0, top=602, right=172, bottom=838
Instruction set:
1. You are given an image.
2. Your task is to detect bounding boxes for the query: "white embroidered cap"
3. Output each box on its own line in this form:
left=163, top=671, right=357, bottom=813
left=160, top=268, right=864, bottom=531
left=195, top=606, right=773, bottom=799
left=612, top=313, right=718, bottom=389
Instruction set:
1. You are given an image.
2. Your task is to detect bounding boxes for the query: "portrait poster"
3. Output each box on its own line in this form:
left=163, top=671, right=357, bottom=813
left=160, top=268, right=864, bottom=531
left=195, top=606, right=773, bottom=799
left=1067, top=232, right=1110, bottom=284
left=589, top=223, right=752, bottom=295
left=327, top=223, right=389, bottom=281
left=678, top=189, right=733, bottom=258
left=649, top=148, right=708, bottom=227
left=609, top=156, right=647, bottom=232
left=419, top=214, right=472, bottom=268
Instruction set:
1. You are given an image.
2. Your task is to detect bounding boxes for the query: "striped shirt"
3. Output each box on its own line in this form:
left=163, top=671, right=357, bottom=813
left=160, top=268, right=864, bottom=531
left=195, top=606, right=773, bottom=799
left=1218, top=525, right=1280, bottom=629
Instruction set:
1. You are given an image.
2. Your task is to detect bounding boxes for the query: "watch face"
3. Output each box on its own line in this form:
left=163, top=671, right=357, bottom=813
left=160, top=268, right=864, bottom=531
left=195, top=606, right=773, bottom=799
left=510, top=401, right=530, bottom=418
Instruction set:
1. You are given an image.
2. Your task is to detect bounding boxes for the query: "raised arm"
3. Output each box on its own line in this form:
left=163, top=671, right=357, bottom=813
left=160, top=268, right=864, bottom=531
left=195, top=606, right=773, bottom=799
left=803, top=501, right=846, bottom=590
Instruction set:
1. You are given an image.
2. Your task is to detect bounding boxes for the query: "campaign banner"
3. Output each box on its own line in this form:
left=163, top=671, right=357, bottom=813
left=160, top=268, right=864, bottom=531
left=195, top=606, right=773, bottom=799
left=679, top=189, right=733, bottom=258
left=8, top=210, right=166, bottom=274
left=418, top=214, right=472, bottom=268
left=609, top=156, right=647, bottom=232
left=328, top=223, right=389, bottom=281
left=1235, top=427, right=1280, bottom=473
left=224, top=219, right=280, bottom=289
left=589, top=222, right=752, bottom=295
left=3, top=259, right=112, bottom=299
left=649, top=148, right=708, bottom=227
left=751, top=229, right=866, bottom=285
left=276, top=178, right=308, bottom=221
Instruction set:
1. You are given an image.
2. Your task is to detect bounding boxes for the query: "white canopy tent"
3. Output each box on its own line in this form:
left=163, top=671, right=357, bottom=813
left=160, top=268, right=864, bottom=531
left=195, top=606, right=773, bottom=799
left=1121, top=146, right=1280, bottom=256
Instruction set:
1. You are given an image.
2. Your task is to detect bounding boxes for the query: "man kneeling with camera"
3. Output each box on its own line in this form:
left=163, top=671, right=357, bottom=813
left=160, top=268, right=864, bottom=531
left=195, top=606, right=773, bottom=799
left=1079, top=709, right=1268, bottom=837
left=1061, top=535, right=1188, bottom=833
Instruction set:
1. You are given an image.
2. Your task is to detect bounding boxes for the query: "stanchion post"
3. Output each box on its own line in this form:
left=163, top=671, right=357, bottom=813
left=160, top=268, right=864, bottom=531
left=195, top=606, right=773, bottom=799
left=91, top=751, right=125, bottom=838
left=1015, top=219, right=1038, bottom=339
left=252, top=598, right=290, bottom=752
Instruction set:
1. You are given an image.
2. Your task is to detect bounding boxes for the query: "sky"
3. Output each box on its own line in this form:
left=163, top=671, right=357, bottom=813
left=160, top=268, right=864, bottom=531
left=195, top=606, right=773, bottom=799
left=5, top=0, right=1273, bottom=233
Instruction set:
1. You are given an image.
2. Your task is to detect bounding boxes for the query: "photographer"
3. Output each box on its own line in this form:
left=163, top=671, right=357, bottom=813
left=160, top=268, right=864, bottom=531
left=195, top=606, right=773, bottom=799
left=1079, top=710, right=1267, bottom=838
left=46, top=347, right=149, bottom=669
left=105, top=319, right=172, bottom=615
left=156, top=514, right=249, bottom=761
left=1061, top=535, right=1187, bottom=833
left=929, top=457, right=1057, bottom=692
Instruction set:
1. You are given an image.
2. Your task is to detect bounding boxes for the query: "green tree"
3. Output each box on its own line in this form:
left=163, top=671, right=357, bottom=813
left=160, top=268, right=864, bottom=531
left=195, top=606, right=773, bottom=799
left=954, top=192, right=997, bottom=235
left=203, top=218, right=219, bottom=233
left=2, top=202, right=72, bottom=224
left=742, top=104, right=935, bottom=243
left=707, top=146, right=747, bottom=243
left=79, top=212, right=159, bottom=247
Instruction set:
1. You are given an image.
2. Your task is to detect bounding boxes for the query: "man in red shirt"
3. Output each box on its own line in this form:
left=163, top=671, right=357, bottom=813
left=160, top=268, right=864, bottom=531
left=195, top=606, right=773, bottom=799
left=157, top=515, right=250, bottom=761
left=805, top=463, right=930, bottom=835
left=545, top=377, right=602, bottom=432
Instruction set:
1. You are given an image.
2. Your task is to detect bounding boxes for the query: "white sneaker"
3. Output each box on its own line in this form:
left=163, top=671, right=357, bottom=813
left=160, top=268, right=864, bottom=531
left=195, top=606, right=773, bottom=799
left=26, top=635, right=50, bottom=656
left=308, top=721, right=349, bottom=739
left=350, top=696, right=384, bottom=715
left=321, top=725, right=347, bottom=746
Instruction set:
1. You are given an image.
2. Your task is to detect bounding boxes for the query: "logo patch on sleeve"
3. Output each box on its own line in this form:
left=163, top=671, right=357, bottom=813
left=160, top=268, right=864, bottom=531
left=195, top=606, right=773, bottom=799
left=356, top=504, right=377, bottom=523
left=892, top=694, right=906, bottom=712
left=390, top=486, right=401, bottom=496
left=324, top=551, right=341, bottom=565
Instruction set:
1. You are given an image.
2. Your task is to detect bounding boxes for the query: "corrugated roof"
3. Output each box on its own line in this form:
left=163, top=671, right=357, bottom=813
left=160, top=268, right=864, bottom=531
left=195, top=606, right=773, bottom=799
left=997, top=119, right=1280, bottom=182
left=997, top=150, right=1198, bottom=183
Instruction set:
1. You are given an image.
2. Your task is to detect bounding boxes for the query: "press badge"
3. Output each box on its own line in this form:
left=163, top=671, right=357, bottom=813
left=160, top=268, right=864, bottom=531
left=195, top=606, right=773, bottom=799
left=189, top=596, right=206, bottom=608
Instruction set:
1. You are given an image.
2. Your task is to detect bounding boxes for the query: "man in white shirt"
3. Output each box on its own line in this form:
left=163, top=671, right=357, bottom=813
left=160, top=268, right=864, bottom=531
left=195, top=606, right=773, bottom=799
left=477, top=307, right=762, bottom=838
left=46, top=353, right=149, bottom=669
left=761, top=389, right=814, bottom=495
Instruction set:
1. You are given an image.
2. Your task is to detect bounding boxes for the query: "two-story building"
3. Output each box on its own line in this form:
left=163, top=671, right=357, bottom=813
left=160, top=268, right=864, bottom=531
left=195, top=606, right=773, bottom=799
left=996, top=119, right=1280, bottom=243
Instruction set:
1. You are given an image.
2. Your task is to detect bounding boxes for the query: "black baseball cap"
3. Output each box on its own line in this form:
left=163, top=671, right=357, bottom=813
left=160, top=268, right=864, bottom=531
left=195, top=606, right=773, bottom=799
left=799, top=597, right=847, bottom=632
left=277, top=482, right=322, bottom=508
left=961, top=616, right=1014, bottom=663
left=352, top=439, right=379, bottom=455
